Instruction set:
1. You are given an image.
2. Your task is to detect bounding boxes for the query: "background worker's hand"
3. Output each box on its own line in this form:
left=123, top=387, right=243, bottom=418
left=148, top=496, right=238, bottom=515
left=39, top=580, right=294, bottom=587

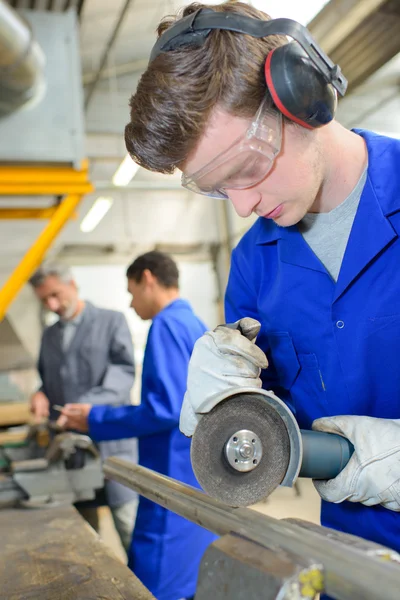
left=180, top=318, right=268, bottom=437
left=56, top=403, right=92, bottom=432
left=29, top=391, right=50, bottom=422
left=312, top=415, right=400, bottom=511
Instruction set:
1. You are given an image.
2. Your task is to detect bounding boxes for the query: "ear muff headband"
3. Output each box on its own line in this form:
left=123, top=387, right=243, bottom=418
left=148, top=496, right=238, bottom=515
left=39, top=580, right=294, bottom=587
left=149, top=9, right=347, bottom=97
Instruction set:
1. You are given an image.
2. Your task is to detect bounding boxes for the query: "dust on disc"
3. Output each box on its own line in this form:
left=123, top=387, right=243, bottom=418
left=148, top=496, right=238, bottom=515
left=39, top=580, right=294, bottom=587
left=191, top=393, right=290, bottom=507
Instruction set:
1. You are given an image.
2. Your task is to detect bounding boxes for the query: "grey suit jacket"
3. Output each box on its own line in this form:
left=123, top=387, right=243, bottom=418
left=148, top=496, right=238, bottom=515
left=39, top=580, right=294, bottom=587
left=38, top=301, right=138, bottom=507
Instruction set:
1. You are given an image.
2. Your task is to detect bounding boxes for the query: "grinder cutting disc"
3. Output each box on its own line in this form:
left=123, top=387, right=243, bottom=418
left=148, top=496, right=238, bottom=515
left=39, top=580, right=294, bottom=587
left=191, top=393, right=290, bottom=507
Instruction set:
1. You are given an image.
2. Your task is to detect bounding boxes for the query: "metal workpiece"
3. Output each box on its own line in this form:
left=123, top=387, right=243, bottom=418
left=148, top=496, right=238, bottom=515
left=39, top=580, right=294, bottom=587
left=104, top=457, right=400, bottom=600
left=0, top=431, right=104, bottom=508
left=45, top=432, right=99, bottom=463
left=285, top=519, right=400, bottom=565
left=195, top=533, right=323, bottom=600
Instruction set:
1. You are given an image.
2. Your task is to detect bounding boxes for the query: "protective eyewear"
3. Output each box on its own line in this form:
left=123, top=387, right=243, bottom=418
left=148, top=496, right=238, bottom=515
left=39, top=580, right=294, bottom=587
left=181, top=95, right=282, bottom=199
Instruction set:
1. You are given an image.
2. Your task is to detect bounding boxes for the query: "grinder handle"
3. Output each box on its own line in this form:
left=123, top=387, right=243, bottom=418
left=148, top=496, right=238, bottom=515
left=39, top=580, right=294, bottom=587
left=218, top=318, right=261, bottom=342
left=299, top=429, right=354, bottom=480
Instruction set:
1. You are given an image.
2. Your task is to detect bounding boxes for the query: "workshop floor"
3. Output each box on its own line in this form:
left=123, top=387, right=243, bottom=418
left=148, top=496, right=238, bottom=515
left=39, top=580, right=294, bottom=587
left=97, top=478, right=321, bottom=564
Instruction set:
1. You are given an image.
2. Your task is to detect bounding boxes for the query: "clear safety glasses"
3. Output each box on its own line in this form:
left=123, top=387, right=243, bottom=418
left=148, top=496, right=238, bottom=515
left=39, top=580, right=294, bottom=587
left=181, top=95, right=282, bottom=200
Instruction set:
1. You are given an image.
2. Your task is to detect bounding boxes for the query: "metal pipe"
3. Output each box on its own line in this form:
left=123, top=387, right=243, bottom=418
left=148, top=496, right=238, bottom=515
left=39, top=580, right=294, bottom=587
left=82, top=58, right=148, bottom=85
left=104, top=457, right=400, bottom=600
left=0, top=0, right=46, bottom=115
left=84, top=0, right=134, bottom=110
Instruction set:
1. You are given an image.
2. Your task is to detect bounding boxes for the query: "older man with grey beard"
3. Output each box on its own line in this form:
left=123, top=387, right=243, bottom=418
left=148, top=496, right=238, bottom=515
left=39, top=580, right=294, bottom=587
left=29, top=262, right=138, bottom=554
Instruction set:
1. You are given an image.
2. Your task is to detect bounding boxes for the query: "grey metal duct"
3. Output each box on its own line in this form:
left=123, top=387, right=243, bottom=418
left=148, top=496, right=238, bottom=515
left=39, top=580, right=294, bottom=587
left=0, top=0, right=46, bottom=116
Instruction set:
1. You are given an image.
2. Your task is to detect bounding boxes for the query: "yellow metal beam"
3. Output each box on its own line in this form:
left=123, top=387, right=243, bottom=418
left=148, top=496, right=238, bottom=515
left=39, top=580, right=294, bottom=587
left=0, top=193, right=83, bottom=321
left=0, top=161, right=93, bottom=318
left=0, top=207, right=78, bottom=219
left=0, top=161, right=93, bottom=196
left=0, top=160, right=89, bottom=183
left=1, top=183, right=93, bottom=195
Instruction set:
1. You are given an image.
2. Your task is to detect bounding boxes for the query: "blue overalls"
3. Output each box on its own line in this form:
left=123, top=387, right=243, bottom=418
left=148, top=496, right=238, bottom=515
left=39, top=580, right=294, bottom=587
left=89, top=299, right=217, bottom=600
left=225, top=130, right=400, bottom=553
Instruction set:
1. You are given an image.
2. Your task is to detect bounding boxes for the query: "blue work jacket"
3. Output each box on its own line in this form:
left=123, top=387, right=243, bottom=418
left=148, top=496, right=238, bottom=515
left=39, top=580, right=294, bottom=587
left=89, top=299, right=216, bottom=600
left=225, top=130, right=400, bottom=554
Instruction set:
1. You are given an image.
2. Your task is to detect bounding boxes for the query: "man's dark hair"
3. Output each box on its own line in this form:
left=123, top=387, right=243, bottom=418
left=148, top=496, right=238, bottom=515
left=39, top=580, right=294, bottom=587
left=127, top=251, right=179, bottom=288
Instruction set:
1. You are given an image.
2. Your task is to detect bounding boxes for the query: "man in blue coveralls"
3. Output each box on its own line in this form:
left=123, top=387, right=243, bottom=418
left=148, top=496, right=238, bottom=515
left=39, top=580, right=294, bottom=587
left=119, top=0, right=400, bottom=570
left=59, top=251, right=216, bottom=600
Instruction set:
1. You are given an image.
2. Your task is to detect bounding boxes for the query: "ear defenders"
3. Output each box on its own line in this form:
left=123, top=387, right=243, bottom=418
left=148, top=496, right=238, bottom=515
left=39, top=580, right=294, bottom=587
left=149, top=9, right=347, bottom=129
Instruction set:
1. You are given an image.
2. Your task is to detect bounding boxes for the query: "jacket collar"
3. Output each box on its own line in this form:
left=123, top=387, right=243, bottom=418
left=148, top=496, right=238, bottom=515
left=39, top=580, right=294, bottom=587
left=255, top=129, right=400, bottom=246
left=252, top=130, right=400, bottom=289
left=355, top=129, right=400, bottom=217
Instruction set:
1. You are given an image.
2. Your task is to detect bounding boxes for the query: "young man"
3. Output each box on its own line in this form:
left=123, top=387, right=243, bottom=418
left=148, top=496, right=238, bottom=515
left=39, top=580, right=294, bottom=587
left=59, top=251, right=216, bottom=600
left=29, top=262, right=138, bottom=553
left=122, top=2, right=400, bottom=558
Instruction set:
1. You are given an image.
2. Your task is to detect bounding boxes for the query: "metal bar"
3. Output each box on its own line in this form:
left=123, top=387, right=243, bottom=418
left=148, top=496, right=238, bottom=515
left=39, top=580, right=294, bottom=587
left=82, top=58, right=148, bottom=85
left=0, top=193, right=82, bottom=321
left=104, top=457, right=400, bottom=600
left=0, top=0, right=46, bottom=116
left=76, top=0, right=85, bottom=18
left=0, top=183, right=93, bottom=195
left=84, top=0, right=134, bottom=110
left=0, top=207, right=77, bottom=219
left=0, top=161, right=89, bottom=184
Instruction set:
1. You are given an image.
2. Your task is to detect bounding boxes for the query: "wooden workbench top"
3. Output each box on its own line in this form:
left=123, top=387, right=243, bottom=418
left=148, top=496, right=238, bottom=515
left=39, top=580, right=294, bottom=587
left=0, top=505, right=155, bottom=600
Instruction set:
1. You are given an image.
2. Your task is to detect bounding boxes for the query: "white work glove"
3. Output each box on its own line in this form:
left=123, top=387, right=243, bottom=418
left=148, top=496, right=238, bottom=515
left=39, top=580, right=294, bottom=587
left=312, top=416, right=400, bottom=511
left=180, top=318, right=268, bottom=437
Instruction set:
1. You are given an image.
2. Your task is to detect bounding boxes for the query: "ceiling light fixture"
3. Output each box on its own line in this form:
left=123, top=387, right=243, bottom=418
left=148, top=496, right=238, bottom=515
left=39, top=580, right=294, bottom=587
left=112, top=154, right=140, bottom=186
left=80, top=196, right=114, bottom=233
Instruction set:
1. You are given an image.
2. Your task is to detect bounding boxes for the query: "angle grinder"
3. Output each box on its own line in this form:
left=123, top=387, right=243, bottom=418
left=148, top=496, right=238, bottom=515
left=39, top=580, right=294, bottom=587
left=190, top=323, right=354, bottom=507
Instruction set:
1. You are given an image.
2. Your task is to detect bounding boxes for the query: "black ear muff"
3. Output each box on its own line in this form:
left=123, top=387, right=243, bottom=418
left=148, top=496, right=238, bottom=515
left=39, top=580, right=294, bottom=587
left=265, top=42, right=337, bottom=129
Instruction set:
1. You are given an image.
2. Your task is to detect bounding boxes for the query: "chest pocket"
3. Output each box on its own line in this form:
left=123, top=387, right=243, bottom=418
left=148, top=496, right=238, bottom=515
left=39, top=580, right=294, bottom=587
left=267, top=332, right=300, bottom=389
left=267, top=332, right=328, bottom=427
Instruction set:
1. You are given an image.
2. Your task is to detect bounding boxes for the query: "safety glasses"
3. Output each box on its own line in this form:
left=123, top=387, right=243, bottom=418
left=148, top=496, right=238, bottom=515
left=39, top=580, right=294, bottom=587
left=181, top=95, right=282, bottom=199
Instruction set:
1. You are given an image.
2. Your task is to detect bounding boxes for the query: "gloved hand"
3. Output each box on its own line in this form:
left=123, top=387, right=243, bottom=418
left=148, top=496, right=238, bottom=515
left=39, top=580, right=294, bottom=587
left=180, top=317, right=268, bottom=437
left=312, top=415, right=400, bottom=511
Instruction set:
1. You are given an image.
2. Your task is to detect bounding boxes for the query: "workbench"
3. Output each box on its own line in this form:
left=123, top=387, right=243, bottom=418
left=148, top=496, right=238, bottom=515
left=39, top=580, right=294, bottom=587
left=0, top=505, right=154, bottom=600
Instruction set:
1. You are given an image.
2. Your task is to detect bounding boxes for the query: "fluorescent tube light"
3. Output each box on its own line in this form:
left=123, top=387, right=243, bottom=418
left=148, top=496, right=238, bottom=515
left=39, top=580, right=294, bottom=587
left=112, top=154, right=140, bottom=186
left=80, top=196, right=113, bottom=233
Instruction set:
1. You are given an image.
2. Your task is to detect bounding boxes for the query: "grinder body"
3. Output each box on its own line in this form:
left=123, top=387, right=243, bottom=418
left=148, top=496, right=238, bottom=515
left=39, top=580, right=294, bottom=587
left=300, top=428, right=354, bottom=479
